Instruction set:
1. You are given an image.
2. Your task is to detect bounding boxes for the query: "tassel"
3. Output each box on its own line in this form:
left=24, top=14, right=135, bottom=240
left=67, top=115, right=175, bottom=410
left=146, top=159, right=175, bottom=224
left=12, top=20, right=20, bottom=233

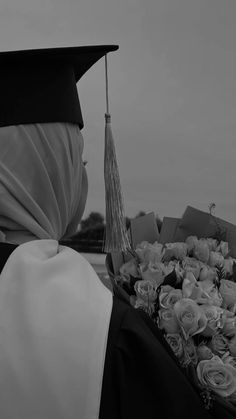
left=104, top=55, right=131, bottom=253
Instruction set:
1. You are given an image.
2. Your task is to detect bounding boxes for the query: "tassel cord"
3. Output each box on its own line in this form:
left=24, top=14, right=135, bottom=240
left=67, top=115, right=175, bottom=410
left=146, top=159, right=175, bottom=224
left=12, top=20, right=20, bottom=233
left=105, top=55, right=110, bottom=116
left=103, top=55, right=131, bottom=252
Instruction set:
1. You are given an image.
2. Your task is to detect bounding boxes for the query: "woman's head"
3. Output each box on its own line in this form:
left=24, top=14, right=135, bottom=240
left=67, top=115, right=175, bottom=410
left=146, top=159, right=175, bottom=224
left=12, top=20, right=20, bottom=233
left=0, top=122, right=88, bottom=243
left=0, top=45, right=119, bottom=244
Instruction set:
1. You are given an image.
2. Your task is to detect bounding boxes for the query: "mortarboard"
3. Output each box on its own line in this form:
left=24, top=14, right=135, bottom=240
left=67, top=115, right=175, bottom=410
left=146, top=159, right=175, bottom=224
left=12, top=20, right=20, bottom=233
left=0, top=44, right=131, bottom=253
left=0, top=45, right=118, bottom=129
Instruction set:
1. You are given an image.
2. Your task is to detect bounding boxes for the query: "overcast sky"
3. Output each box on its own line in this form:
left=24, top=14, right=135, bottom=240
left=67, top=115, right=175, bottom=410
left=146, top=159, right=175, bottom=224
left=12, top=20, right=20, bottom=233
left=1, top=0, right=236, bottom=223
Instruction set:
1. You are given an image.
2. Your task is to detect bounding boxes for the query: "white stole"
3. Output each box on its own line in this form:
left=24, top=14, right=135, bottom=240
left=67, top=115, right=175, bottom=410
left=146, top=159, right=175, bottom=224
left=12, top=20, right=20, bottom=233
left=0, top=240, right=112, bottom=419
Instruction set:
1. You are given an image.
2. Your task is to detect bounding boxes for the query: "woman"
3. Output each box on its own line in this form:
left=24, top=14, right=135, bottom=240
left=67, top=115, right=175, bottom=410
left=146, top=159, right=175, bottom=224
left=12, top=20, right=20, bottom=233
left=0, top=46, right=229, bottom=419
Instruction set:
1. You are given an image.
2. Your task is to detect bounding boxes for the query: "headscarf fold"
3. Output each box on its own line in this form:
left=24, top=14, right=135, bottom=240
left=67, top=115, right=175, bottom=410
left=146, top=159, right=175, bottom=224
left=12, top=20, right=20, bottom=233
left=0, top=239, right=112, bottom=419
left=0, top=122, right=87, bottom=243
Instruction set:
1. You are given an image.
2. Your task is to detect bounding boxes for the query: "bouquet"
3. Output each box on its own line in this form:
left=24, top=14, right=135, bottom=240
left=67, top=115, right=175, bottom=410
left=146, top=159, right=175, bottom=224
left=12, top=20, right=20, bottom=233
left=106, top=209, right=236, bottom=414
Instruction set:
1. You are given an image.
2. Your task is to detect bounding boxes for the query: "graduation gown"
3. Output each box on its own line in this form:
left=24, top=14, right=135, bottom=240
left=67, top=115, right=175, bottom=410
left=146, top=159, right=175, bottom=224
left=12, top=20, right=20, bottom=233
left=0, top=243, right=234, bottom=419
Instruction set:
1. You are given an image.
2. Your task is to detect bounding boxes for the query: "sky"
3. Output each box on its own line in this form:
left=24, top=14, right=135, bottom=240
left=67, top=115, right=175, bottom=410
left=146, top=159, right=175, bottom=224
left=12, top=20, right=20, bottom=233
left=0, top=0, right=236, bottom=223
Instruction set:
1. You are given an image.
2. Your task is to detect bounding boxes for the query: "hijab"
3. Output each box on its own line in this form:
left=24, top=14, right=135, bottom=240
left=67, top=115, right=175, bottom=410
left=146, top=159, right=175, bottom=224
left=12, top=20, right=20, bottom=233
left=0, top=122, right=88, bottom=243
left=0, top=122, right=112, bottom=419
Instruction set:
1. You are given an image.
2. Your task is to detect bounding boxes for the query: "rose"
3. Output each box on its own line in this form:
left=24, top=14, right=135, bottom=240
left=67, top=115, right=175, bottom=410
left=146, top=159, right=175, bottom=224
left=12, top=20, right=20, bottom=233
left=193, top=239, right=210, bottom=263
left=209, top=333, right=229, bottom=356
left=159, top=286, right=183, bottom=309
left=206, top=238, right=218, bottom=252
left=134, top=298, right=155, bottom=315
left=182, top=257, right=203, bottom=280
left=201, top=305, right=224, bottom=337
left=135, top=241, right=164, bottom=264
left=222, top=353, right=236, bottom=369
left=197, top=356, right=236, bottom=397
left=159, top=308, right=180, bottom=334
left=198, top=280, right=223, bottom=306
left=182, top=338, right=198, bottom=366
left=199, top=265, right=217, bottom=282
left=173, top=298, right=207, bottom=340
left=134, top=279, right=158, bottom=303
left=222, top=310, right=236, bottom=338
left=228, top=335, right=236, bottom=357
left=120, top=258, right=140, bottom=278
left=182, top=273, right=221, bottom=305
left=217, top=241, right=229, bottom=257
left=223, top=258, right=235, bottom=276
left=182, top=272, right=203, bottom=301
left=164, top=242, right=188, bottom=261
left=220, top=279, right=236, bottom=309
left=229, top=303, right=236, bottom=315
left=165, top=333, right=183, bottom=359
left=161, top=263, right=175, bottom=277
left=115, top=274, right=131, bottom=288
left=139, top=261, right=165, bottom=287
left=208, top=251, right=224, bottom=267
left=185, top=236, right=198, bottom=253
left=165, top=260, right=184, bottom=282
left=197, top=344, right=213, bottom=361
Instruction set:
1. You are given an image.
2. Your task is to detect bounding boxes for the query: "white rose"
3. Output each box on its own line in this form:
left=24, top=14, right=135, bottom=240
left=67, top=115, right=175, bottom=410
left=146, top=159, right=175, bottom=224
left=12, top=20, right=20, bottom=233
left=164, top=242, right=188, bottom=261
left=209, top=333, right=229, bottom=356
left=197, top=344, right=213, bottom=361
left=140, top=262, right=165, bottom=286
left=161, top=263, right=175, bottom=277
left=201, top=305, right=224, bottom=337
left=198, top=280, right=223, bottom=306
left=182, top=272, right=221, bottom=306
left=165, top=333, right=184, bottom=359
left=228, top=335, right=236, bottom=357
left=222, top=310, right=236, bottom=338
left=193, top=239, right=210, bottom=264
left=164, top=260, right=184, bottom=282
left=182, top=272, right=201, bottom=300
left=159, top=285, right=183, bottom=309
left=134, top=279, right=158, bottom=303
left=182, top=338, right=198, bottom=366
left=217, top=241, right=229, bottom=257
left=222, top=353, right=236, bottom=369
left=119, top=258, right=140, bottom=278
left=223, top=258, right=235, bottom=276
left=197, top=357, right=236, bottom=398
left=173, top=298, right=207, bottom=340
left=185, top=236, right=198, bottom=253
left=134, top=298, right=155, bottom=315
left=206, top=238, right=218, bottom=252
left=182, top=257, right=203, bottom=280
left=208, top=251, right=224, bottom=267
left=220, top=279, right=236, bottom=309
left=135, top=241, right=164, bottom=264
left=159, top=308, right=180, bottom=334
left=199, top=265, right=217, bottom=282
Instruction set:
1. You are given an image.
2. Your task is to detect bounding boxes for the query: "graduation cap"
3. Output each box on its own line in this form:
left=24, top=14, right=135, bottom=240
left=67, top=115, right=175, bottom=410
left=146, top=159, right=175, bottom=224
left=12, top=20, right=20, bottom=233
left=0, top=45, right=118, bottom=128
left=0, top=45, right=131, bottom=252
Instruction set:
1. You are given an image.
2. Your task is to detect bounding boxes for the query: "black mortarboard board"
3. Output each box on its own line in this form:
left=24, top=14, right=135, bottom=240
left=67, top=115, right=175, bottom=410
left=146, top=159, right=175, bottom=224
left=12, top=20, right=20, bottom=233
left=0, top=45, right=118, bottom=129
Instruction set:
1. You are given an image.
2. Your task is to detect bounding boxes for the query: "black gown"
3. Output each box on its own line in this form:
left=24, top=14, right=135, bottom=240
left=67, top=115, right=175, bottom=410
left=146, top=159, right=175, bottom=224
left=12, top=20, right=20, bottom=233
left=0, top=243, right=234, bottom=419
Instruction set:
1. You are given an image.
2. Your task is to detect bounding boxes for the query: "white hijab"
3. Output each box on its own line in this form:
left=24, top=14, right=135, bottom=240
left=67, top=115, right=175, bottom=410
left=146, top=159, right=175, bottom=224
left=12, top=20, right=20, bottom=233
left=0, top=122, right=88, bottom=243
left=0, top=123, right=112, bottom=419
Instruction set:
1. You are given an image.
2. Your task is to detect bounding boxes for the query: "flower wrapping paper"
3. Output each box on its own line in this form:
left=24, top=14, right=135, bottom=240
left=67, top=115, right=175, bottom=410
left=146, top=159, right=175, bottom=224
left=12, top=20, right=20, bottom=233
left=173, top=206, right=236, bottom=258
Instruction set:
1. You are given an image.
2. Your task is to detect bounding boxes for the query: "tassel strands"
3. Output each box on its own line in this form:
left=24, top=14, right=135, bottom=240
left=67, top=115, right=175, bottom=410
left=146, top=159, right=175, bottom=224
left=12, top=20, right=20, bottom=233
left=104, top=55, right=131, bottom=253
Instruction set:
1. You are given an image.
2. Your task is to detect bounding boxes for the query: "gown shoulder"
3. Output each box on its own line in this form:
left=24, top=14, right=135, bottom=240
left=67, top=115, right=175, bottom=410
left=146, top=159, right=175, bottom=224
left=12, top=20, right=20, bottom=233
left=99, top=296, right=215, bottom=419
left=100, top=295, right=236, bottom=419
